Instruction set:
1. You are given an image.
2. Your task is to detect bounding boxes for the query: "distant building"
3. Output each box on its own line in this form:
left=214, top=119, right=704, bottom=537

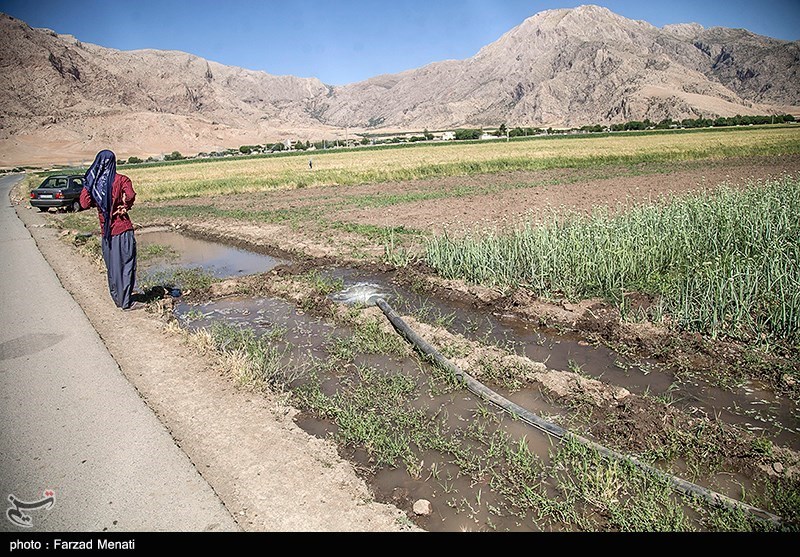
left=439, top=131, right=455, bottom=141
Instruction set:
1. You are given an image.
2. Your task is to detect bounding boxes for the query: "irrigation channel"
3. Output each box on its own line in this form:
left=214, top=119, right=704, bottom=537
left=136, top=228, right=798, bottom=531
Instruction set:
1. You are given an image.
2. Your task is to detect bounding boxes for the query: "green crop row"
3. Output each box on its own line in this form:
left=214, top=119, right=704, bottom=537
left=426, top=175, right=800, bottom=343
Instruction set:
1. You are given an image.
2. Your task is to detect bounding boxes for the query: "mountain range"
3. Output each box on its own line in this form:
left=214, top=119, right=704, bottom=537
left=1, top=4, right=798, bottom=166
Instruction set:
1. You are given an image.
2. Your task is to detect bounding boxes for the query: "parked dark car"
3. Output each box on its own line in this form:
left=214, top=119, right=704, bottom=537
left=29, top=174, right=85, bottom=212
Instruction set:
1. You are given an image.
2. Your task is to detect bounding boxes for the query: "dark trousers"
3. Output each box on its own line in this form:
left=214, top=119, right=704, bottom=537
left=102, top=230, right=137, bottom=309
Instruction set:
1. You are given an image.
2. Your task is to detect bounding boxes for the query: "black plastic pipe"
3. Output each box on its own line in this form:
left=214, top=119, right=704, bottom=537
left=374, top=297, right=783, bottom=527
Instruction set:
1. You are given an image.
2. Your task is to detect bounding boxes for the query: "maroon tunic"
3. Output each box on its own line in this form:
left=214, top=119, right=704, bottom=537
left=79, top=174, right=136, bottom=236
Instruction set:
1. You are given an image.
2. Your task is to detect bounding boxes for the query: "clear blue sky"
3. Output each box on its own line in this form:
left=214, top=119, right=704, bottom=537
left=2, top=0, right=798, bottom=85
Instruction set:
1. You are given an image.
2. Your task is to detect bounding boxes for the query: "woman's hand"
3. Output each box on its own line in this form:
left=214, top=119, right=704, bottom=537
left=113, top=192, right=129, bottom=216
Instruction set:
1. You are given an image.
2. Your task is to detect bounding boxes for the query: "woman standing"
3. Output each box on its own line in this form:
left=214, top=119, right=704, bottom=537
left=80, top=149, right=139, bottom=310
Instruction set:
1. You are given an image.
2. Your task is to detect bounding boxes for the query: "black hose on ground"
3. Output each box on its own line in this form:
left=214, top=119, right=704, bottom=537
left=373, top=297, right=783, bottom=527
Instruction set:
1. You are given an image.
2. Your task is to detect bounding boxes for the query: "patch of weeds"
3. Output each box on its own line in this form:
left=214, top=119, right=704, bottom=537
left=325, top=334, right=359, bottom=364
left=383, top=227, right=419, bottom=268
left=298, top=293, right=327, bottom=315
left=72, top=234, right=103, bottom=264
left=409, top=276, right=429, bottom=294
left=567, top=359, right=591, bottom=379
left=750, top=437, right=773, bottom=458
left=302, top=269, right=344, bottom=296
left=426, top=360, right=465, bottom=396
left=732, top=346, right=800, bottom=394
left=182, top=309, right=205, bottom=324
left=559, top=395, right=597, bottom=432
left=412, top=302, right=456, bottom=330
left=641, top=383, right=681, bottom=408
left=58, top=212, right=98, bottom=233
left=138, top=242, right=178, bottom=263
left=552, top=437, right=694, bottom=531
left=473, top=356, right=525, bottom=393
left=135, top=205, right=314, bottom=229
left=335, top=305, right=364, bottom=327
left=139, top=267, right=216, bottom=291
left=694, top=503, right=768, bottom=532
left=460, top=318, right=481, bottom=335
left=761, top=476, right=800, bottom=529
left=434, top=312, right=457, bottom=329
left=294, top=365, right=460, bottom=472
left=262, top=324, right=288, bottom=343
left=439, top=341, right=472, bottom=361
left=208, top=322, right=305, bottom=392
left=687, top=473, right=794, bottom=532
left=395, top=514, right=416, bottom=529
left=476, top=430, right=586, bottom=530
left=327, top=317, right=409, bottom=361
left=632, top=416, right=733, bottom=483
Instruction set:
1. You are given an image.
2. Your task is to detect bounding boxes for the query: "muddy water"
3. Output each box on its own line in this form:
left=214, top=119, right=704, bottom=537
left=175, top=296, right=335, bottom=352
left=153, top=234, right=783, bottom=529
left=134, top=229, right=798, bottom=450
left=137, top=229, right=288, bottom=279
left=320, top=266, right=800, bottom=450
left=143, top=228, right=798, bottom=517
left=174, top=295, right=565, bottom=531
left=175, top=293, right=778, bottom=531
left=143, top=229, right=798, bottom=449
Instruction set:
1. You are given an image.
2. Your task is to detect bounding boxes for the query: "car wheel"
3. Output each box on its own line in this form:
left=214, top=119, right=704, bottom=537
left=71, top=200, right=81, bottom=213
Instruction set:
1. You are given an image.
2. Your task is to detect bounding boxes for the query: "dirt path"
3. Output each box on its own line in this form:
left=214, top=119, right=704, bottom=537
left=10, top=180, right=416, bottom=532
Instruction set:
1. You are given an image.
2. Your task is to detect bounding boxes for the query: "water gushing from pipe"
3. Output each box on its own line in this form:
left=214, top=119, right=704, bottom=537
left=329, top=282, right=390, bottom=307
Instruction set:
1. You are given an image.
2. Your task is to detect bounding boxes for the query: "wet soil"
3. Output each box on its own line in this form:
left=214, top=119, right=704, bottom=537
left=173, top=295, right=565, bottom=531
left=164, top=253, right=800, bottom=531
left=319, top=266, right=800, bottom=449
left=13, top=197, right=415, bottom=532
left=129, top=227, right=797, bottom=529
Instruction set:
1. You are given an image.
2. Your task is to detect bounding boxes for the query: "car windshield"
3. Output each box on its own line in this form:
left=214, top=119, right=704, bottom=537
left=40, top=177, right=69, bottom=189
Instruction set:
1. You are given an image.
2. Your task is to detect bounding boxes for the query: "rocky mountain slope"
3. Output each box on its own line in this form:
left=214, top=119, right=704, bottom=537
left=319, top=5, right=799, bottom=129
left=1, top=5, right=798, bottom=166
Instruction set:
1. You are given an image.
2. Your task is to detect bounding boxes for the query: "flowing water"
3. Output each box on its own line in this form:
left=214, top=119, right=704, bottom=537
left=319, top=265, right=800, bottom=450
left=146, top=231, right=796, bottom=529
left=174, top=294, right=563, bottom=531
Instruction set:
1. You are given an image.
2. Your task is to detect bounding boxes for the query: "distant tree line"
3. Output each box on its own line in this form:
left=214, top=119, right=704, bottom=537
left=115, top=114, right=796, bottom=165
left=608, top=114, right=795, bottom=132
left=455, top=129, right=483, bottom=140
left=479, top=114, right=797, bottom=140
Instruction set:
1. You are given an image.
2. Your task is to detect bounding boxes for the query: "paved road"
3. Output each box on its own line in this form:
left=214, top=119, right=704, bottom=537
left=0, top=175, right=239, bottom=532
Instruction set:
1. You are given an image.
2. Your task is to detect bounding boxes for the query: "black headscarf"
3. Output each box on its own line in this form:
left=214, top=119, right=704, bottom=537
left=84, top=150, right=116, bottom=241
